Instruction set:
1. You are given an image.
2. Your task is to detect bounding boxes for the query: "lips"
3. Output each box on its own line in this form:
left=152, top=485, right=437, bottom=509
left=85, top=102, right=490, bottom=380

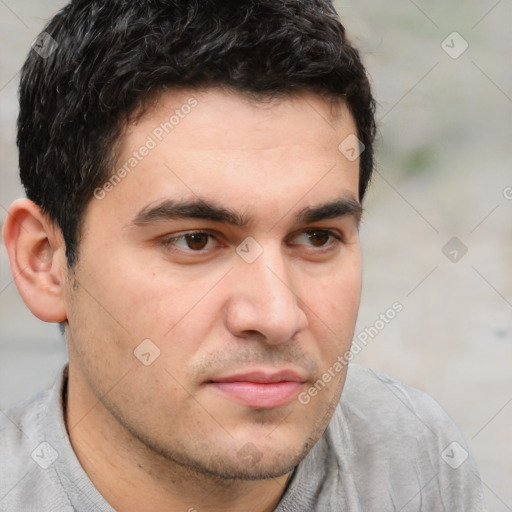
left=207, top=370, right=305, bottom=409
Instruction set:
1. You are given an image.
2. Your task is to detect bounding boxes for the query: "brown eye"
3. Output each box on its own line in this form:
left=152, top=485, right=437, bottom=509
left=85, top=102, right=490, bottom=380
left=305, top=230, right=331, bottom=247
left=289, top=229, right=341, bottom=250
left=184, top=233, right=210, bottom=250
left=163, top=231, right=216, bottom=252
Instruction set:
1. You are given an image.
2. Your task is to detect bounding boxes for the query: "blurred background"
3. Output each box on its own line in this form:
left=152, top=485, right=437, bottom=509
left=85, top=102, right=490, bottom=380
left=0, top=1, right=510, bottom=510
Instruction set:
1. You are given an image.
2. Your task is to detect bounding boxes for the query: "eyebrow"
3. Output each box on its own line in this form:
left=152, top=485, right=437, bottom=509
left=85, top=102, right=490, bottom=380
left=129, top=196, right=362, bottom=228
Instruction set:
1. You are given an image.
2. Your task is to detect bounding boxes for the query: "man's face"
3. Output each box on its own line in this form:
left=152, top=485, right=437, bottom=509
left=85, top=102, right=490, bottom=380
left=65, top=89, right=362, bottom=479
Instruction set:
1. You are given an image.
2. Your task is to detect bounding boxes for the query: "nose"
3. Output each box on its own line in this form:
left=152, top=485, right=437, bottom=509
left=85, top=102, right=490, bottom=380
left=224, top=246, right=309, bottom=344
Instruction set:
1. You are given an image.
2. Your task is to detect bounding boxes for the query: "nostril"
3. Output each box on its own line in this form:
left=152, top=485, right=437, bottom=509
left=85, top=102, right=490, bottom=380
left=239, top=329, right=266, bottom=341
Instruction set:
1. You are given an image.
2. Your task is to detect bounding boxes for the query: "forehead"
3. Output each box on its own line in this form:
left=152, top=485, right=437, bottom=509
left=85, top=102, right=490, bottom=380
left=90, top=88, right=360, bottom=228
left=128, top=87, right=355, bottom=149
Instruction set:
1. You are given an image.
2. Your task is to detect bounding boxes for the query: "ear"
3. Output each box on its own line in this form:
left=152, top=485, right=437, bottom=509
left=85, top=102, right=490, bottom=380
left=2, top=198, right=68, bottom=323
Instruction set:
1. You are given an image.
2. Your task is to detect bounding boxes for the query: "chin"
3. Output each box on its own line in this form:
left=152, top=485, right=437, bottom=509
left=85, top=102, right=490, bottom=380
left=165, top=437, right=311, bottom=481
left=195, top=450, right=304, bottom=481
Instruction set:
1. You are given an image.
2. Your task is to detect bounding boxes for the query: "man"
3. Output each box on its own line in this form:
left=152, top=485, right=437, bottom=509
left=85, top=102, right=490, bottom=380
left=0, top=0, right=484, bottom=510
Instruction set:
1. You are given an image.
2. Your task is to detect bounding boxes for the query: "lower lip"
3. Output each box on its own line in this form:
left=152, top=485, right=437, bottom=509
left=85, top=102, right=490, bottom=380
left=209, top=381, right=302, bottom=409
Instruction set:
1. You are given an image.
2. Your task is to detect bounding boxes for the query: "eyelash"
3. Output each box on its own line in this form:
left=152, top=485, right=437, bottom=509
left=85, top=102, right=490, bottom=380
left=160, top=229, right=344, bottom=255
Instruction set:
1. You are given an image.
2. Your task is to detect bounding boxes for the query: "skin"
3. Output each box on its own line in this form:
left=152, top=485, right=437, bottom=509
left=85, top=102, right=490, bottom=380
left=4, top=88, right=362, bottom=512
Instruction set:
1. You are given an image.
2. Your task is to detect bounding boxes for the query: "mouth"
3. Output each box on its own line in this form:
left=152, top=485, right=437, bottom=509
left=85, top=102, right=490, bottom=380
left=206, top=369, right=306, bottom=409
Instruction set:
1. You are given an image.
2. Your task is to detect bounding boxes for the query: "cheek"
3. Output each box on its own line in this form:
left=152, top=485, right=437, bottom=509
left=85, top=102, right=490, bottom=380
left=72, top=247, right=181, bottom=339
left=302, top=261, right=362, bottom=368
left=307, top=257, right=361, bottom=325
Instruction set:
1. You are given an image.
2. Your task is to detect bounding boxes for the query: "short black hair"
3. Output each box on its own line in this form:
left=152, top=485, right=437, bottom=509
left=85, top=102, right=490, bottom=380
left=18, top=0, right=376, bottom=267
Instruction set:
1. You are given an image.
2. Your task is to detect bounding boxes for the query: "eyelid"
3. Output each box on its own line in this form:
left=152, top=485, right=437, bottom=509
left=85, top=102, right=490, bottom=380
left=159, top=227, right=344, bottom=255
left=165, top=228, right=217, bottom=240
left=160, top=229, right=221, bottom=252
left=287, top=228, right=344, bottom=246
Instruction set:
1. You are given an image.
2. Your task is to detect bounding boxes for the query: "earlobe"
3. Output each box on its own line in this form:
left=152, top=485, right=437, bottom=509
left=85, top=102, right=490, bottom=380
left=2, top=198, right=68, bottom=323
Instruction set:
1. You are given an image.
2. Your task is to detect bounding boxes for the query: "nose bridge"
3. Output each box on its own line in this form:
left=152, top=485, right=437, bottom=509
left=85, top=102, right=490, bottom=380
left=258, top=254, right=295, bottom=314
left=227, top=242, right=308, bottom=342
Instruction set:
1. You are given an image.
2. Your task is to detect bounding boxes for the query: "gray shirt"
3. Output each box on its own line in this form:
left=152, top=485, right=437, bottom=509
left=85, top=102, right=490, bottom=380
left=0, top=364, right=485, bottom=511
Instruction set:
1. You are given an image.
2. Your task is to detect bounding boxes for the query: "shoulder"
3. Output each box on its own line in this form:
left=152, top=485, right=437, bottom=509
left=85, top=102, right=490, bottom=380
left=0, top=385, right=73, bottom=511
left=341, top=364, right=457, bottom=428
left=337, top=364, right=473, bottom=455
left=0, top=388, right=52, bottom=468
left=326, top=364, right=486, bottom=511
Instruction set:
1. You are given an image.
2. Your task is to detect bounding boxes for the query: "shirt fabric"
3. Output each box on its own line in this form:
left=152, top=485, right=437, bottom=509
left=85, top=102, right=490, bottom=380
left=0, top=363, right=485, bottom=511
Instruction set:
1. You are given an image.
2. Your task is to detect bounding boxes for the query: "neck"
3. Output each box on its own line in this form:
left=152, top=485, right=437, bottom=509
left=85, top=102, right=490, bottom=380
left=64, top=366, right=292, bottom=512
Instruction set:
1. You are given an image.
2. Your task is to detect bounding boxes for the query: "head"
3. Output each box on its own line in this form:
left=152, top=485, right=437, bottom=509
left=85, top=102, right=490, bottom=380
left=5, top=0, right=375, bottom=480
